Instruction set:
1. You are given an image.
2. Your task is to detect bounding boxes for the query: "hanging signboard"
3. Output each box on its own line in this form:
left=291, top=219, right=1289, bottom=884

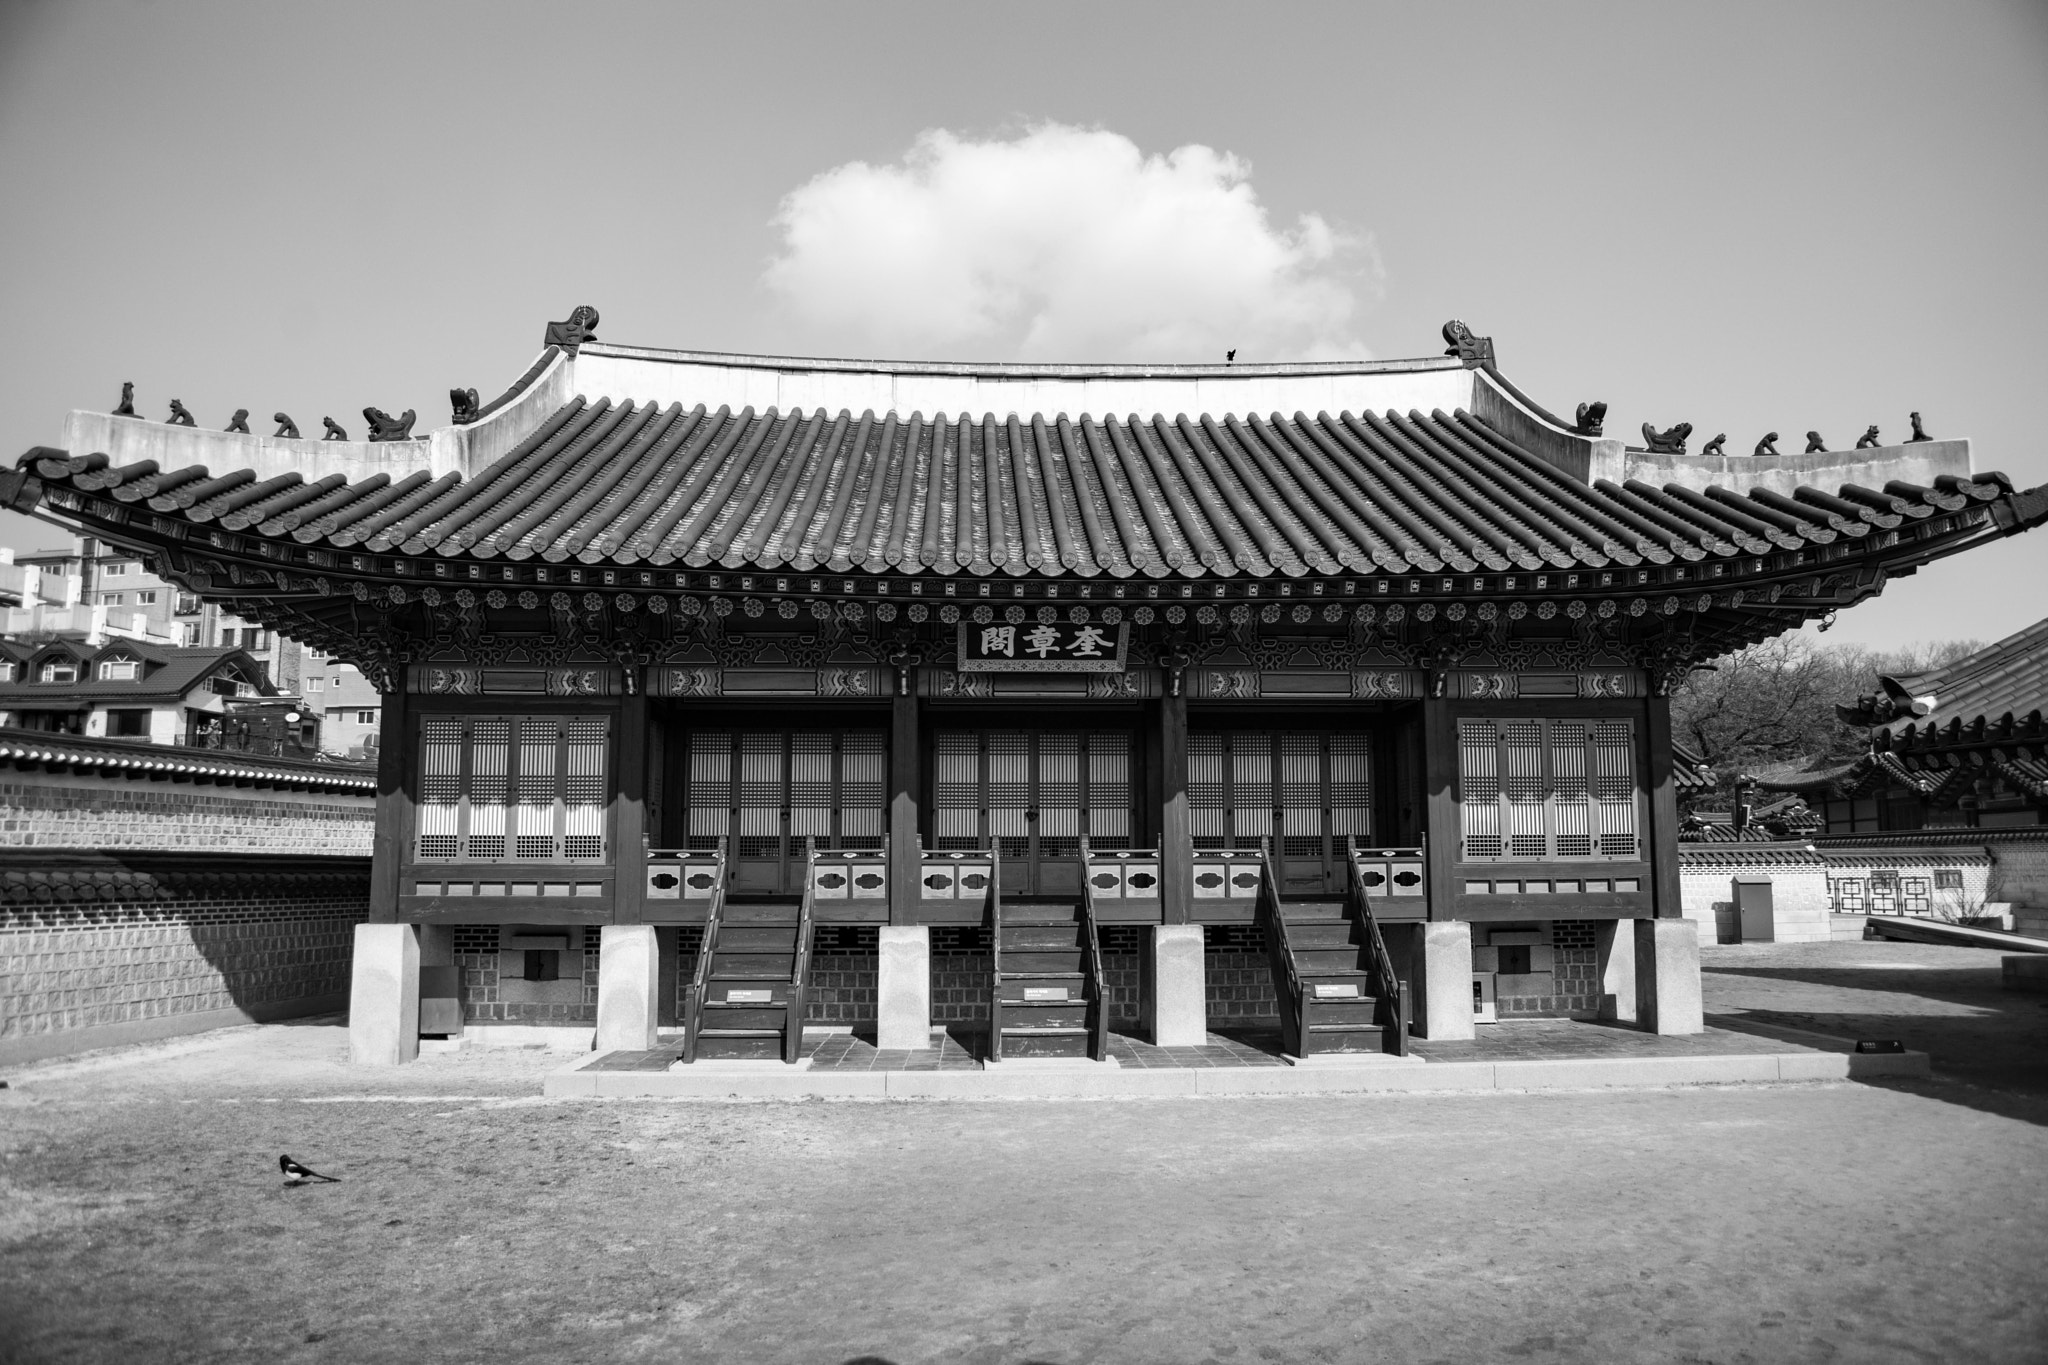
left=957, top=621, right=1129, bottom=673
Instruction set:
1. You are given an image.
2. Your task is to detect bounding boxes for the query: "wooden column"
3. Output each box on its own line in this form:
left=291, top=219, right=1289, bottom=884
left=1420, top=695, right=1459, bottom=923
left=367, top=684, right=412, bottom=924
left=888, top=685, right=921, bottom=926
left=1644, top=691, right=1683, bottom=920
left=1158, top=692, right=1191, bottom=925
left=613, top=689, right=650, bottom=925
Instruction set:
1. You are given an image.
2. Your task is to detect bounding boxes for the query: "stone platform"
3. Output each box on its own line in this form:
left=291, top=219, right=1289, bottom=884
left=544, top=1016, right=1927, bottom=1098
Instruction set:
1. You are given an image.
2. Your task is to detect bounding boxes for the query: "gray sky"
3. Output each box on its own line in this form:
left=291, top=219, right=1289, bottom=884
left=3, top=0, right=2044, bottom=650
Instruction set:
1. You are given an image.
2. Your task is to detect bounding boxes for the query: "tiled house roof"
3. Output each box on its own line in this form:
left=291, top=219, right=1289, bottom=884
left=0, top=726, right=374, bottom=791
left=0, top=646, right=267, bottom=707
left=15, top=402, right=2027, bottom=581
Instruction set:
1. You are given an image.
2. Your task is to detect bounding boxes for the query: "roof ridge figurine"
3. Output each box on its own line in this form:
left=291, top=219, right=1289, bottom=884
left=273, top=412, right=300, bottom=439
left=1855, top=425, right=1882, bottom=449
left=167, top=399, right=196, bottom=427
left=450, top=387, right=480, bottom=425
left=1440, top=319, right=1494, bottom=368
left=1641, top=421, right=1692, bottom=454
left=544, top=305, right=600, bottom=356
left=1700, top=433, right=1727, bottom=457
left=1754, top=431, right=1782, bottom=457
left=112, top=381, right=136, bottom=418
left=225, top=409, right=250, bottom=434
left=1573, top=401, right=1607, bottom=436
left=1805, top=431, right=1827, bottom=453
left=321, top=416, right=348, bottom=441
left=1908, top=411, right=1932, bottom=443
left=363, top=407, right=417, bottom=443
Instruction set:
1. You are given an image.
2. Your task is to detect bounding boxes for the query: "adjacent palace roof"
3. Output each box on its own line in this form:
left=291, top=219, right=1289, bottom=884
left=6, top=315, right=2044, bottom=677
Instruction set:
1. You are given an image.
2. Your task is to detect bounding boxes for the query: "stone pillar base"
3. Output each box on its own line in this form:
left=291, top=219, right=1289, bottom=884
left=596, top=924, right=661, bottom=1053
left=877, top=925, right=932, bottom=1050
left=1596, top=918, right=1639, bottom=1024
left=1412, top=921, right=1475, bottom=1040
left=1144, top=925, right=1206, bottom=1047
left=348, top=923, right=420, bottom=1066
left=1636, top=918, right=1704, bottom=1035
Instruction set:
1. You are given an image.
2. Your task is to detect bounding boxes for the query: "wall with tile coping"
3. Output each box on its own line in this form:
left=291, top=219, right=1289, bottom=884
left=0, top=881, right=368, bottom=1065
left=0, top=771, right=372, bottom=855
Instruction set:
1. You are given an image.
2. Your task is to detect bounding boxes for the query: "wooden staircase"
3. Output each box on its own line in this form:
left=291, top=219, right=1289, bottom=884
left=989, top=861, right=1109, bottom=1061
left=1259, top=844, right=1409, bottom=1059
left=681, top=844, right=815, bottom=1064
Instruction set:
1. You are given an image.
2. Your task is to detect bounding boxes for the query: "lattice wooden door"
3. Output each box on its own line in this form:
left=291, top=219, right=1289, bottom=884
left=1189, top=730, right=1372, bottom=894
left=931, top=730, right=1136, bottom=897
left=681, top=729, right=885, bottom=895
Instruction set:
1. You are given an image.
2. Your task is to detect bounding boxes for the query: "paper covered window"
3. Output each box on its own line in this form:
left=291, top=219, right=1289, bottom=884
left=414, top=714, right=610, bottom=863
left=1458, top=718, right=1638, bottom=861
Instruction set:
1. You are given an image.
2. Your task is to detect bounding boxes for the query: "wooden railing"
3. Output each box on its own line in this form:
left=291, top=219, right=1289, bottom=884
left=677, top=835, right=731, bottom=1064
left=1256, top=840, right=1305, bottom=1058
left=986, top=846, right=1007, bottom=1063
left=644, top=843, right=728, bottom=921
left=1346, top=837, right=1410, bottom=1057
left=787, top=839, right=818, bottom=1065
left=1076, top=836, right=1112, bottom=1062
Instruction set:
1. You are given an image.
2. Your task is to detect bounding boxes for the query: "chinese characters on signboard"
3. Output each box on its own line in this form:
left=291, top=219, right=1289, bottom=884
left=957, top=621, right=1130, bottom=672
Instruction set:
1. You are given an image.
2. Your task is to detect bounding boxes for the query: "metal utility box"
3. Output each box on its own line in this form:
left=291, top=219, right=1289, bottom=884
left=1733, top=877, right=1776, bottom=944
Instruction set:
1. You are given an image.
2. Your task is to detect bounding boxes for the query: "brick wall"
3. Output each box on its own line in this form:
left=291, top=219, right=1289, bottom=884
left=1989, top=838, right=2048, bottom=909
left=0, top=870, right=369, bottom=1065
left=0, top=770, right=372, bottom=855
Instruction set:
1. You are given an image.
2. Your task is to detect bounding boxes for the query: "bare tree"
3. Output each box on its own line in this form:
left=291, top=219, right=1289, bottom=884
left=1672, top=635, right=1985, bottom=805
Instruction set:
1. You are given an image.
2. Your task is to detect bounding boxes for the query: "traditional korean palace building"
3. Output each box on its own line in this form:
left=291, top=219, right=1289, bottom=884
left=6, top=314, right=2044, bottom=1064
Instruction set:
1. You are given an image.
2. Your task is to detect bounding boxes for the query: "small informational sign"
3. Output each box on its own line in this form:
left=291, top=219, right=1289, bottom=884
left=1022, top=986, right=1070, bottom=1002
left=958, top=621, right=1129, bottom=673
left=1313, top=983, right=1360, bottom=999
left=726, top=989, right=772, bottom=1004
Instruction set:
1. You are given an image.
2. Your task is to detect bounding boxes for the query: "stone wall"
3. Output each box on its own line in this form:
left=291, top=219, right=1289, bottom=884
left=0, top=865, right=369, bottom=1065
left=0, top=770, right=372, bottom=855
left=1680, top=847, right=1833, bottom=945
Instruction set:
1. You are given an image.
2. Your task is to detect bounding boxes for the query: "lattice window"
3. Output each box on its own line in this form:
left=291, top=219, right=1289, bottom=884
left=1189, top=730, right=1373, bottom=857
left=1190, top=733, right=1227, bottom=847
left=413, top=714, right=611, bottom=864
left=683, top=729, right=891, bottom=852
left=1458, top=717, right=1639, bottom=861
left=1902, top=876, right=1931, bottom=913
left=930, top=730, right=1139, bottom=850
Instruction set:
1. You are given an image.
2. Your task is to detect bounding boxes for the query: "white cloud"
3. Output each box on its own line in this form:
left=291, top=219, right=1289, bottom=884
left=763, top=124, right=1377, bottom=364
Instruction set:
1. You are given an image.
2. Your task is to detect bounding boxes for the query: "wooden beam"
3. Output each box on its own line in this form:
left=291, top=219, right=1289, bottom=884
left=1420, top=696, right=1459, bottom=924
left=612, top=690, right=650, bottom=925
left=367, top=687, right=411, bottom=924
left=1644, top=692, right=1684, bottom=919
left=1158, top=692, right=1190, bottom=925
left=888, top=688, right=921, bottom=926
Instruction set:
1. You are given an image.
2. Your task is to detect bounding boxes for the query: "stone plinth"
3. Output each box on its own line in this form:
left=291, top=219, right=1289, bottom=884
left=1412, top=921, right=1475, bottom=1041
left=1144, top=925, right=1207, bottom=1047
left=877, top=926, right=932, bottom=1050
left=595, top=925, right=660, bottom=1052
left=1596, top=919, right=1639, bottom=1023
left=348, top=923, right=420, bottom=1066
left=1635, top=918, right=1704, bottom=1035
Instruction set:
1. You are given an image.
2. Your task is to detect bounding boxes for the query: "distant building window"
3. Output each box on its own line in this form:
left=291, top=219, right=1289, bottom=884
left=39, top=661, right=78, bottom=683
left=0, top=663, right=12, bottom=682
left=1933, top=869, right=1964, bottom=890
left=97, top=659, right=140, bottom=681
left=307, top=677, right=324, bottom=691
left=209, top=674, right=251, bottom=698
left=174, top=593, right=201, bottom=615
left=135, top=591, right=158, bottom=606
left=333, top=675, right=345, bottom=688
left=101, top=593, right=125, bottom=607
left=357, top=709, right=378, bottom=725
left=102, top=562, right=131, bottom=577
left=179, top=623, right=202, bottom=646
left=249, top=630, right=269, bottom=651
left=106, top=709, right=150, bottom=737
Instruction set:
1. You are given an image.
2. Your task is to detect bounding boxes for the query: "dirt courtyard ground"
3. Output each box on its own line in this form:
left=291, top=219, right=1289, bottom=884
left=2, top=940, right=2044, bottom=1364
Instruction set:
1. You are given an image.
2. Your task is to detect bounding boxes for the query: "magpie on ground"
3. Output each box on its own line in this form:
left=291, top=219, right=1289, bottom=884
left=279, top=1154, right=339, bottom=1184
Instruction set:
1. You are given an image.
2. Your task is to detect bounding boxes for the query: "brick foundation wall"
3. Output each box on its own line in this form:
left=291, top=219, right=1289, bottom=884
left=1489, top=921, right=1602, bottom=1019
left=0, top=772, right=372, bottom=855
left=0, top=868, right=370, bottom=1064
